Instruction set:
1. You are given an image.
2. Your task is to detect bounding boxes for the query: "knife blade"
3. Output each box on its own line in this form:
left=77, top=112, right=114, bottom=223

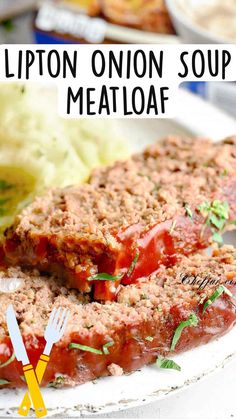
left=6, top=304, right=47, bottom=418
left=6, top=305, right=29, bottom=365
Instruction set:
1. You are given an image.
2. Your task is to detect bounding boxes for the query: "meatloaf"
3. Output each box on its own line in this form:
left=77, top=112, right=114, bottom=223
left=4, top=136, right=236, bottom=300
left=0, top=245, right=236, bottom=388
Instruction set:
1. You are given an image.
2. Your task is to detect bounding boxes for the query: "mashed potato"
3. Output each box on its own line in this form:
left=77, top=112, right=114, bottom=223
left=176, top=0, right=236, bottom=42
left=0, top=82, right=129, bottom=231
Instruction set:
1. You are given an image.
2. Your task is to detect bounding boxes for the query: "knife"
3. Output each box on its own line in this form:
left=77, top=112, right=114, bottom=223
left=6, top=305, right=47, bottom=418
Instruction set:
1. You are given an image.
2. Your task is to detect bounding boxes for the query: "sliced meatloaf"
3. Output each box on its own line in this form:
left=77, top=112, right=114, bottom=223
left=0, top=246, right=236, bottom=388
left=4, top=136, right=236, bottom=300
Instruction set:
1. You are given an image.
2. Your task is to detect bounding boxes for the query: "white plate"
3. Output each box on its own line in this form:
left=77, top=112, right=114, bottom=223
left=166, top=0, right=233, bottom=44
left=1, top=89, right=236, bottom=417
left=104, top=22, right=179, bottom=44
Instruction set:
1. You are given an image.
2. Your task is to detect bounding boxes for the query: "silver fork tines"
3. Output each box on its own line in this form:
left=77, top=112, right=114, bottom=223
left=44, top=307, right=70, bottom=356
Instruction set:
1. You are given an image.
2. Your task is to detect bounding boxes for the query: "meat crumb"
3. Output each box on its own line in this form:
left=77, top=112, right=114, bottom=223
left=107, top=363, right=124, bottom=376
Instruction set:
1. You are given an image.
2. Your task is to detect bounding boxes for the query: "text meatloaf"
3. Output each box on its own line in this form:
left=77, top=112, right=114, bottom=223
left=0, top=246, right=236, bottom=388
left=4, top=136, right=236, bottom=300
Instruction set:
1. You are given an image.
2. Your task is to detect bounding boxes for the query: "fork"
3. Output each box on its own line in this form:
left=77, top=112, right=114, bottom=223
left=18, top=307, right=70, bottom=417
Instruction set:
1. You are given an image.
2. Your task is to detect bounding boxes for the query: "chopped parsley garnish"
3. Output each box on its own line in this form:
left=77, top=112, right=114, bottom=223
left=184, top=204, right=193, bottom=219
left=70, top=341, right=115, bottom=355
left=127, top=252, right=139, bottom=277
left=89, top=250, right=140, bottom=282
left=230, top=220, right=236, bottom=225
left=203, top=285, right=236, bottom=313
left=199, top=200, right=229, bottom=228
left=169, top=220, right=177, bottom=235
left=171, top=313, right=198, bottom=351
left=156, top=356, right=181, bottom=372
left=48, top=375, right=65, bottom=388
left=102, top=341, right=114, bottom=355
left=0, top=379, right=10, bottom=385
left=0, top=352, right=15, bottom=369
left=212, top=232, right=223, bottom=244
left=88, top=273, right=122, bottom=282
left=69, top=343, right=103, bottom=355
left=199, top=200, right=229, bottom=245
left=145, top=336, right=154, bottom=342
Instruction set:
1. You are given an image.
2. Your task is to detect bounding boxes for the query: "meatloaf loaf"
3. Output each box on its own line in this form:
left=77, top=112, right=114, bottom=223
left=0, top=246, right=236, bottom=388
left=4, top=136, right=236, bottom=300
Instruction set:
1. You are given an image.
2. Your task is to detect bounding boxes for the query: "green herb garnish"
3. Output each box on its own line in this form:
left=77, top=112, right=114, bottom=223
left=184, top=204, right=193, bottom=219
left=0, top=352, right=15, bottom=369
left=203, top=285, right=236, bottom=313
left=48, top=375, right=65, bottom=388
left=212, top=232, right=223, bottom=244
left=89, top=251, right=140, bottom=282
left=156, top=356, right=181, bottom=371
left=171, top=313, right=198, bottom=351
left=0, top=379, right=10, bottom=385
left=199, top=200, right=229, bottom=244
left=88, top=273, right=122, bottom=282
left=69, top=341, right=115, bottom=355
left=127, top=252, right=139, bottom=277
left=145, top=336, right=154, bottom=342
left=102, top=341, right=114, bottom=355
left=199, top=200, right=229, bottom=226
left=69, top=343, right=103, bottom=355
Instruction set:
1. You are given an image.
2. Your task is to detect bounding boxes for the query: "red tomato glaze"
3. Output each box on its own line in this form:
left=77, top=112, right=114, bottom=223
left=94, top=212, right=211, bottom=300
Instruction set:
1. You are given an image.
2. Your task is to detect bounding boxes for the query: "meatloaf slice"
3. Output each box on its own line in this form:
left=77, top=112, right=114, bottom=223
left=0, top=246, right=236, bottom=388
left=4, top=136, right=236, bottom=300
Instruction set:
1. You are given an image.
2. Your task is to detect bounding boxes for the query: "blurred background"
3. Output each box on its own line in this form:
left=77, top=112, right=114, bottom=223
left=0, top=0, right=236, bottom=118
